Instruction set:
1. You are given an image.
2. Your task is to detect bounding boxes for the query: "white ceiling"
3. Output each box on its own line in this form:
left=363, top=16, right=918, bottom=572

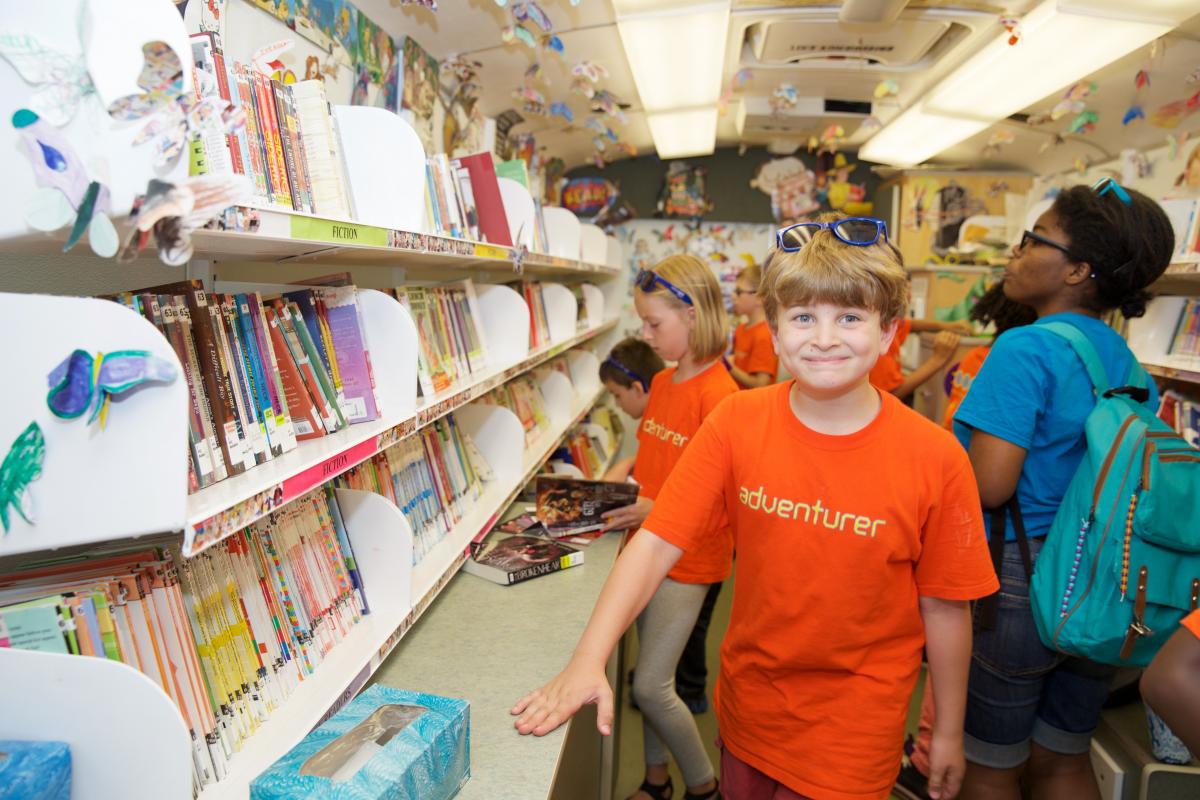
left=350, top=0, right=1200, bottom=172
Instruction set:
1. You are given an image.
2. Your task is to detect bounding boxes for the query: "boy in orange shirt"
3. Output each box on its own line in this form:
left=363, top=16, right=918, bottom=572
left=513, top=216, right=998, bottom=800
left=1141, top=610, right=1200, bottom=758
left=599, top=337, right=666, bottom=482
left=729, top=263, right=778, bottom=389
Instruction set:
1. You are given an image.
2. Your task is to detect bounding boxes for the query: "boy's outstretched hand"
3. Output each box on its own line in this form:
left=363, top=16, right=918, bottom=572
left=512, top=658, right=615, bottom=737
left=926, top=730, right=965, bottom=800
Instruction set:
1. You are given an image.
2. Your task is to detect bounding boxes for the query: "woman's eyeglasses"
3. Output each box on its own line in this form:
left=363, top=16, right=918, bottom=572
left=1092, top=177, right=1132, bottom=207
left=775, top=217, right=889, bottom=252
left=603, top=356, right=648, bottom=391
left=1017, top=229, right=1074, bottom=259
left=635, top=269, right=693, bottom=306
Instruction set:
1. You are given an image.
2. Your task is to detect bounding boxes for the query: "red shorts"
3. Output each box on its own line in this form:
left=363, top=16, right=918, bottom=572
left=718, top=737, right=812, bottom=800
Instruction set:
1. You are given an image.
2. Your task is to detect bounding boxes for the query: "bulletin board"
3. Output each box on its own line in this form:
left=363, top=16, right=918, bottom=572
left=894, top=172, right=1032, bottom=267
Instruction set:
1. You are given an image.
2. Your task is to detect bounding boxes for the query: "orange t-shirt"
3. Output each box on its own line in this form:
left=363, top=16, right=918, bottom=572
left=868, top=317, right=913, bottom=392
left=633, top=362, right=738, bottom=584
left=645, top=383, right=998, bottom=800
left=941, top=345, right=990, bottom=430
left=1183, top=609, right=1200, bottom=639
left=732, top=320, right=778, bottom=382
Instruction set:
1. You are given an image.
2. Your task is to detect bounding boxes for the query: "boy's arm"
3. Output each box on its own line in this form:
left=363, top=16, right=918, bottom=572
left=1141, top=626, right=1200, bottom=756
left=892, top=331, right=961, bottom=400
left=911, top=319, right=973, bottom=335
left=603, top=455, right=637, bottom=482
left=919, top=596, right=973, bottom=800
left=512, top=528, right=682, bottom=736
left=729, top=363, right=772, bottom=389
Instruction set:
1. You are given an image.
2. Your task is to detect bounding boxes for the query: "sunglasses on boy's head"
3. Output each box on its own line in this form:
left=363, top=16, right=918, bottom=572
left=775, top=217, right=889, bottom=252
left=603, top=356, right=649, bottom=392
left=635, top=269, right=693, bottom=306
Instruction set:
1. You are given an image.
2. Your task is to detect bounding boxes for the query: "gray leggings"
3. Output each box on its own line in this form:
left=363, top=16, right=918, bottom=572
left=633, top=577, right=715, bottom=787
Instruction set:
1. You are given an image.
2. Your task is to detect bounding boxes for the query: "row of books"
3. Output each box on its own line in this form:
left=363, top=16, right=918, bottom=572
left=393, top=282, right=489, bottom=398
left=549, top=407, right=623, bottom=480
left=480, top=373, right=553, bottom=446
left=1159, top=197, right=1200, bottom=262
left=108, top=279, right=378, bottom=493
left=1159, top=390, right=1200, bottom=446
left=1168, top=298, right=1200, bottom=358
left=333, top=415, right=491, bottom=562
left=0, top=486, right=364, bottom=792
left=522, top=281, right=555, bottom=349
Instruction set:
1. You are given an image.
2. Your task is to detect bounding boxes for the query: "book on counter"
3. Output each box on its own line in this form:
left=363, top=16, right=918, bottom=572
left=535, top=476, right=639, bottom=535
left=462, top=532, right=583, bottom=586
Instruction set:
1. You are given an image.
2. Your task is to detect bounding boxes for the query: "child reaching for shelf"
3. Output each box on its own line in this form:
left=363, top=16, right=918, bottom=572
left=588, top=254, right=737, bottom=800
left=869, top=314, right=970, bottom=401
left=513, top=216, right=998, bottom=800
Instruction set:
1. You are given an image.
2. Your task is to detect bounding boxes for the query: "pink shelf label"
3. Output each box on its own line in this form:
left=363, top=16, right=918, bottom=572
left=282, top=437, right=380, bottom=501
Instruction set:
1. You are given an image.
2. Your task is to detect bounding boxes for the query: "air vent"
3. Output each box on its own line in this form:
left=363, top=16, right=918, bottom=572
left=825, top=99, right=873, bottom=115
left=749, top=18, right=952, bottom=67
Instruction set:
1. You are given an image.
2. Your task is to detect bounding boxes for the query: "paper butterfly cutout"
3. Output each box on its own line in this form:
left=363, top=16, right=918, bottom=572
left=873, top=79, right=899, bottom=100
left=571, top=61, right=607, bottom=84
left=590, top=90, right=626, bottom=123
left=0, top=30, right=95, bottom=127
left=1067, top=110, right=1098, bottom=135
left=129, top=66, right=245, bottom=169
left=47, top=349, right=178, bottom=429
left=118, top=174, right=254, bottom=267
left=13, top=108, right=118, bottom=258
left=0, top=421, right=45, bottom=534
left=549, top=102, right=573, bottom=124
left=1123, top=105, right=1145, bottom=126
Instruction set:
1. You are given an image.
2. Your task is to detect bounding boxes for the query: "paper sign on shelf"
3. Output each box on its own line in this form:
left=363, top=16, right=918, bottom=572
left=251, top=39, right=294, bottom=75
left=474, top=243, right=509, bottom=260
left=281, top=437, right=380, bottom=503
left=290, top=216, right=388, bottom=247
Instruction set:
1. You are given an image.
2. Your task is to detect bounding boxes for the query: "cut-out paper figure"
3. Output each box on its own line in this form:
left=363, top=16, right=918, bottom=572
left=47, top=349, right=178, bottom=429
left=0, top=422, right=44, bottom=534
left=118, top=174, right=253, bottom=266
left=751, top=156, right=818, bottom=224
left=0, top=30, right=95, bottom=126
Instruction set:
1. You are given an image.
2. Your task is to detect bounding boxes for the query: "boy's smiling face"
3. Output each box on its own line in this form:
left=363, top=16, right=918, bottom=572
left=772, top=302, right=897, bottom=397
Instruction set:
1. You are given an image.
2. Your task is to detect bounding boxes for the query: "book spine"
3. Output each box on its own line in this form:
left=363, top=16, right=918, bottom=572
left=236, top=64, right=272, bottom=203
left=270, top=79, right=306, bottom=213
left=254, top=71, right=291, bottom=207
left=265, top=306, right=324, bottom=441
left=173, top=296, right=223, bottom=486
left=248, top=293, right=297, bottom=453
left=209, top=297, right=257, bottom=471
left=234, top=294, right=281, bottom=457
left=156, top=297, right=204, bottom=492
left=190, top=289, right=246, bottom=476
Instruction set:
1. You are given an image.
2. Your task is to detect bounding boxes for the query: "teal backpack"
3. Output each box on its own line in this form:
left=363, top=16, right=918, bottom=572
left=1026, top=322, right=1200, bottom=667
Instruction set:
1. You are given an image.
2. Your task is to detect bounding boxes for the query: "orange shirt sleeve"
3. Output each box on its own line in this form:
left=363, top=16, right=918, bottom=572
left=1183, top=609, right=1200, bottom=640
left=914, top=457, right=999, bottom=599
left=742, top=325, right=778, bottom=377
left=643, top=402, right=731, bottom=556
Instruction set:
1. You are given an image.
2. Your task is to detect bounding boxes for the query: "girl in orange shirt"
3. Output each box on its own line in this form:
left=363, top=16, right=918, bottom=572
left=597, top=254, right=736, bottom=800
left=729, top=264, right=778, bottom=389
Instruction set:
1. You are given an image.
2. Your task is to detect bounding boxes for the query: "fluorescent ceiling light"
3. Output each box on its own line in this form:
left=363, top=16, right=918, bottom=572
left=859, top=107, right=989, bottom=167
left=925, top=1, right=1171, bottom=121
left=615, top=2, right=730, bottom=111
left=647, top=108, right=719, bottom=159
left=861, top=0, right=1186, bottom=166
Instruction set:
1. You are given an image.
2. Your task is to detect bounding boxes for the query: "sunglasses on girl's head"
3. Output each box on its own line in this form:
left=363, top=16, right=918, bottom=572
left=635, top=269, right=693, bottom=305
left=603, top=356, right=649, bottom=392
left=1092, top=177, right=1132, bottom=207
left=775, top=217, right=889, bottom=252
left=1017, top=229, right=1075, bottom=259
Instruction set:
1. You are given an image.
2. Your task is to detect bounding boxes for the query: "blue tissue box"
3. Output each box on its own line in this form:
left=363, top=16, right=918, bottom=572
left=251, top=685, right=469, bottom=800
left=0, top=741, right=71, bottom=800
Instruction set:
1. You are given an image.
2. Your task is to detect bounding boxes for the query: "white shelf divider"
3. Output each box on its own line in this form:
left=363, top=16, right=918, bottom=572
left=0, top=294, right=189, bottom=558
left=542, top=206, right=582, bottom=260
left=580, top=283, right=606, bottom=330
left=580, top=224, right=608, bottom=265
left=606, top=235, right=624, bottom=271
left=336, top=488, right=415, bottom=621
left=498, top=178, right=537, bottom=251
left=331, top=106, right=426, bottom=232
left=0, top=647, right=192, bottom=800
left=541, top=282, right=578, bottom=344
left=537, top=370, right=577, bottom=430
left=567, top=349, right=603, bottom=398
left=476, top=283, right=532, bottom=367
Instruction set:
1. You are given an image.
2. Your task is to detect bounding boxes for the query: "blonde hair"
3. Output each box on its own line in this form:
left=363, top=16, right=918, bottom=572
left=637, top=254, right=728, bottom=362
left=762, top=215, right=908, bottom=328
left=737, top=263, right=763, bottom=292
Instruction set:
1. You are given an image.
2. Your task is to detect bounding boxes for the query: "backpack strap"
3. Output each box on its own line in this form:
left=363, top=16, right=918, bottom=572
left=1039, top=321, right=1111, bottom=395
left=976, top=498, right=1034, bottom=631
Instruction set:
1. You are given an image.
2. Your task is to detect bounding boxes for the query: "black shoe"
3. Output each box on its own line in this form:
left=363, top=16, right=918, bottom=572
left=893, top=761, right=932, bottom=800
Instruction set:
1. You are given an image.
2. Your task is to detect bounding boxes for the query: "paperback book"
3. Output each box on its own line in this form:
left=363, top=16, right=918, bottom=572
left=462, top=532, right=583, bottom=586
left=535, top=476, right=638, bottom=535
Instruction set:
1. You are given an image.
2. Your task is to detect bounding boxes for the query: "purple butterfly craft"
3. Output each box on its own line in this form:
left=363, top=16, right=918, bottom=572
left=47, top=349, right=177, bottom=429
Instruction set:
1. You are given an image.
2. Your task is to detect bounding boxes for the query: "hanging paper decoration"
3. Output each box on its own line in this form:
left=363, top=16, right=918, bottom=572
left=1135, top=70, right=1150, bottom=89
left=118, top=174, right=253, bottom=267
left=1067, top=110, right=1098, bottom=135
left=1122, top=105, right=1145, bottom=125
left=1120, top=148, right=1152, bottom=180
left=586, top=117, right=618, bottom=141
left=12, top=109, right=118, bottom=258
left=0, top=30, right=97, bottom=126
left=0, top=421, right=44, bottom=534
left=502, top=2, right=563, bottom=54
left=858, top=116, right=883, bottom=134
left=982, top=128, right=1015, bottom=156
left=658, top=162, right=712, bottom=219
left=1176, top=141, right=1200, bottom=189
left=770, top=83, right=799, bottom=116
left=571, top=60, right=607, bottom=84
left=1074, top=156, right=1089, bottom=175
left=819, top=124, right=845, bottom=154
left=873, top=79, right=899, bottom=99
left=1168, top=132, right=1191, bottom=161
left=589, top=89, right=626, bottom=123
left=1150, top=90, right=1200, bottom=129
left=999, top=16, right=1021, bottom=46
left=512, top=85, right=546, bottom=115
left=1188, top=65, right=1200, bottom=84
left=1026, top=111, right=1051, bottom=126
left=593, top=184, right=636, bottom=231
left=549, top=101, right=573, bottom=123
left=1051, top=81, right=1095, bottom=120
left=47, top=349, right=177, bottom=429
left=525, top=62, right=544, bottom=83
left=1038, top=133, right=1065, bottom=154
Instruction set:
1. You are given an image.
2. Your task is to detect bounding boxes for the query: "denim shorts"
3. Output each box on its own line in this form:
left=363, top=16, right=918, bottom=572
left=963, top=538, right=1116, bottom=769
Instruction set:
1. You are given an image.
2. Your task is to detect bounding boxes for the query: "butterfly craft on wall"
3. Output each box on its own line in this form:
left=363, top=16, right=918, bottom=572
left=0, top=422, right=45, bottom=535
left=47, top=349, right=178, bottom=429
